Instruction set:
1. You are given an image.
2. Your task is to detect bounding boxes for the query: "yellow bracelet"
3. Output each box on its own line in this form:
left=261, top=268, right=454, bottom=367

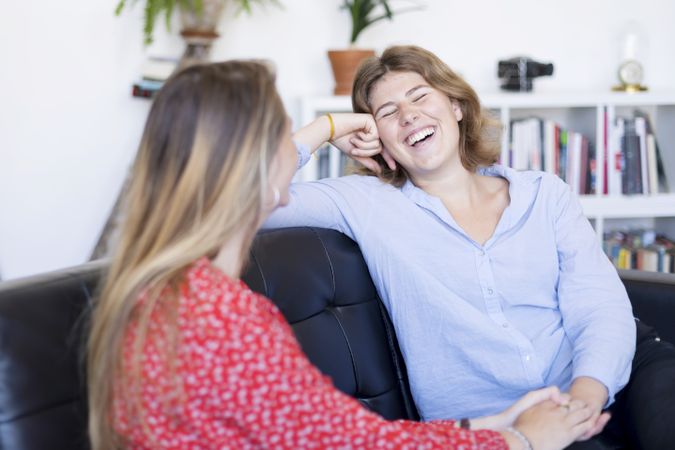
left=326, top=113, right=335, bottom=142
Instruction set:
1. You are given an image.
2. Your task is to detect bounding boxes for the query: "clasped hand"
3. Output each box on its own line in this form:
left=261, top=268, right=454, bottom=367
left=472, top=386, right=610, bottom=450
left=328, top=113, right=396, bottom=173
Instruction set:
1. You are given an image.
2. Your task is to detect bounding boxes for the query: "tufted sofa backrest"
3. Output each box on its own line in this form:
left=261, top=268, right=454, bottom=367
left=243, top=227, right=419, bottom=421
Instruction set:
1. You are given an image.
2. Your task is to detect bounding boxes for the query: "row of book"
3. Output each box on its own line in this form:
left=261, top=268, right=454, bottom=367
left=507, top=110, right=671, bottom=196
left=603, top=110, right=670, bottom=195
left=508, top=119, right=596, bottom=195
left=604, top=229, right=675, bottom=273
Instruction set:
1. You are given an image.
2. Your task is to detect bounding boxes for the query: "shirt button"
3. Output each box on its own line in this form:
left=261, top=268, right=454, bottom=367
left=487, top=288, right=494, bottom=295
left=502, top=323, right=509, bottom=328
left=525, top=355, right=531, bottom=361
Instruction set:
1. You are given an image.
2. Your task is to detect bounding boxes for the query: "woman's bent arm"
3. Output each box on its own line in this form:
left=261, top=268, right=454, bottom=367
left=553, top=177, right=636, bottom=406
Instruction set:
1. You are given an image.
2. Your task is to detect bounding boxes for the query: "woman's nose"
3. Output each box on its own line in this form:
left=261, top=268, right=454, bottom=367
left=399, top=105, right=418, bottom=126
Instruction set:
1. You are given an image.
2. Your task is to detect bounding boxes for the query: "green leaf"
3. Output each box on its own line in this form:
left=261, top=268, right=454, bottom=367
left=164, top=0, right=174, bottom=30
left=117, top=0, right=283, bottom=46
left=240, top=0, right=253, bottom=14
left=380, top=0, right=393, bottom=19
left=346, top=0, right=424, bottom=44
left=114, top=0, right=126, bottom=16
left=194, top=0, right=203, bottom=17
left=143, top=0, right=156, bottom=45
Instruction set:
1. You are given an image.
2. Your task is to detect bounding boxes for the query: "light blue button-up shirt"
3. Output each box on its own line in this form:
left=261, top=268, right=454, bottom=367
left=266, top=144, right=636, bottom=421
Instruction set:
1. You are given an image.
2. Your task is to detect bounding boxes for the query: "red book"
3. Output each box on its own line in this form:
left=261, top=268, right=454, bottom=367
left=603, top=107, right=609, bottom=194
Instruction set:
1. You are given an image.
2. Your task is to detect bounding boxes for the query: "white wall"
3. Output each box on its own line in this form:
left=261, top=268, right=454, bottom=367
left=1, top=0, right=674, bottom=280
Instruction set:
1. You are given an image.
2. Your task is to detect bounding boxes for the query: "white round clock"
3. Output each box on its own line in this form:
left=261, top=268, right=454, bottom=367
left=618, top=59, right=644, bottom=85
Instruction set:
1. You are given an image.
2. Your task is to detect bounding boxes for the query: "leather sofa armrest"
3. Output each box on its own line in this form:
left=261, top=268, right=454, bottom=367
left=620, top=269, right=675, bottom=345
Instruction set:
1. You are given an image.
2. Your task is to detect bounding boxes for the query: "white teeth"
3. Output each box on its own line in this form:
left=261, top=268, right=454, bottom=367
left=407, top=127, right=435, bottom=145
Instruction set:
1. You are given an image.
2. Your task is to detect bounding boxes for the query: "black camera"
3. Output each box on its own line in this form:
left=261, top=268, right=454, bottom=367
left=497, top=57, right=554, bottom=92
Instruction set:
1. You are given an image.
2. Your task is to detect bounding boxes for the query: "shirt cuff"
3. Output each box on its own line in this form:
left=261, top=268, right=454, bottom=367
left=572, top=360, right=630, bottom=407
left=295, top=141, right=311, bottom=171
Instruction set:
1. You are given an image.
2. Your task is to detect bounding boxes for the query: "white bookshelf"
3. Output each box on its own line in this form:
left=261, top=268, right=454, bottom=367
left=299, top=91, right=675, bottom=241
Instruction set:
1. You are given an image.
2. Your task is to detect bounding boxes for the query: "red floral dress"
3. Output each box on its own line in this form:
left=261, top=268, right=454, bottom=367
left=113, top=257, right=507, bottom=449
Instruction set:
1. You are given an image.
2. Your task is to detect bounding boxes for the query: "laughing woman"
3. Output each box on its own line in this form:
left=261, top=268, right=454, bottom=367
left=266, top=46, right=675, bottom=449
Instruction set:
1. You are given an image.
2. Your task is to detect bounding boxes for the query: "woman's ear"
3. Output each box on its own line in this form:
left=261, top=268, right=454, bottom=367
left=451, top=101, right=463, bottom=122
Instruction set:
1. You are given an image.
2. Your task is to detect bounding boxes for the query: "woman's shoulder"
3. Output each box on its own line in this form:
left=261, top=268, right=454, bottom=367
left=291, top=173, right=398, bottom=203
left=486, top=165, right=566, bottom=191
left=181, top=258, right=274, bottom=324
left=319, top=172, right=392, bottom=186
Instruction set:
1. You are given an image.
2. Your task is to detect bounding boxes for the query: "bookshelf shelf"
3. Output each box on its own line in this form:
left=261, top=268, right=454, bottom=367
left=299, top=91, right=675, bottom=249
left=580, top=194, right=675, bottom=218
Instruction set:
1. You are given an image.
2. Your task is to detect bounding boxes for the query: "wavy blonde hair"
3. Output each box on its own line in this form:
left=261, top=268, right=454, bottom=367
left=87, top=61, right=286, bottom=449
left=352, top=45, right=501, bottom=186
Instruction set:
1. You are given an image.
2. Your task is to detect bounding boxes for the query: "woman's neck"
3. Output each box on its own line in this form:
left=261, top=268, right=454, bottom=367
left=212, top=227, right=249, bottom=280
left=412, top=164, right=478, bottom=205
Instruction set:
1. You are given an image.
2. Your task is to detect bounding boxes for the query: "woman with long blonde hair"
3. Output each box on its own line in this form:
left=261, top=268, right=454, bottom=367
left=87, top=60, right=596, bottom=449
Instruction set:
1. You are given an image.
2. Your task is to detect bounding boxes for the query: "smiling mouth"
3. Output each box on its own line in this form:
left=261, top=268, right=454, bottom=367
left=406, top=127, right=436, bottom=147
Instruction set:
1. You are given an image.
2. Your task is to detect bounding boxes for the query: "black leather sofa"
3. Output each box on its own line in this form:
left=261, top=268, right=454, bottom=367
left=1, top=227, right=674, bottom=450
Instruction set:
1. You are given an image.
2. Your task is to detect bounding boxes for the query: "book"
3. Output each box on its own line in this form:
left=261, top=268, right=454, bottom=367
left=579, top=137, right=589, bottom=194
left=608, top=117, right=624, bottom=195
left=132, top=79, right=163, bottom=98
left=140, top=57, right=178, bottom=81
left=543, top=120, right=556, bottom=174
left=588, top=143, right=597, bottom=195
left=568, top=132, right=582, bottom=194
left=604, top=230, right=675, bottom=273
left=621, top=119, right=642, bottom=195
left=603, top=107, right=609, bottom=195
left=634, top=110, right=670, bottom=193
left=647, top=134, right=658, bottom=194
left=559, top=129, right=568, bottom=181
left=635, top=116, right=649, bottom=194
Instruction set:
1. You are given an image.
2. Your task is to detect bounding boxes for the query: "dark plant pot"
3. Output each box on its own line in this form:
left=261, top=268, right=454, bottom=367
left=328, top=49, right=376, bottom=96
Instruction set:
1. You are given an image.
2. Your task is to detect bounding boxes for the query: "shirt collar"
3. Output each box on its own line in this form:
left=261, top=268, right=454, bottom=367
left=400, top=165, right=542, bottom=246
left=480, top=165, right=542, bottom=232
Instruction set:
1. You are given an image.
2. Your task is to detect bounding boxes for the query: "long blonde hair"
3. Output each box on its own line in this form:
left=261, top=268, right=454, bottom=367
left=352, top=45, right=501, bottom=186
left=87, top=61, right=286, bottom=449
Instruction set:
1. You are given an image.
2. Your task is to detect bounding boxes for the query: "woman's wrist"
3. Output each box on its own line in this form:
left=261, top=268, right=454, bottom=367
left=501, top=426, right=533, bottom=450
left=569, top=376, right=608, bottom=411
left=324, top=113, right=335, bottom=142
left=469, top=411, right=510, bottom=431
left=292, top=115, right=337, bottom=154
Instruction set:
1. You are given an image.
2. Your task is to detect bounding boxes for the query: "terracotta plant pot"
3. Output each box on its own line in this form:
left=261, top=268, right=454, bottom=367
left=328, top=49, right=376, bottom=96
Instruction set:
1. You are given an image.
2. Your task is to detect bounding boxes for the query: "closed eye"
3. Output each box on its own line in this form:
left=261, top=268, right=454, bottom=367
left=412, top=93, right=427, bottom=102
left=380, top=109, right=397, bottom=119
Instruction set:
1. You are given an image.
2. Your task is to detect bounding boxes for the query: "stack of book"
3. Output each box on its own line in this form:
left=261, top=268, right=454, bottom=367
left=509, top=119, right=595, bottom=195
left=604, top=229, right=675, bottom=272
left=603, top=110, right=670, bottom=195
left=132, top=79, right=163, bottom=98
left=132, top=57, right=177, bottom=99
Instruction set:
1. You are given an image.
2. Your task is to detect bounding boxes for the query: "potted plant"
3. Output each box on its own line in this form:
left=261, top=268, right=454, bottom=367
left=115, top=0, right=280, bottom=68
left=328, top=0, right=423, bottom=95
